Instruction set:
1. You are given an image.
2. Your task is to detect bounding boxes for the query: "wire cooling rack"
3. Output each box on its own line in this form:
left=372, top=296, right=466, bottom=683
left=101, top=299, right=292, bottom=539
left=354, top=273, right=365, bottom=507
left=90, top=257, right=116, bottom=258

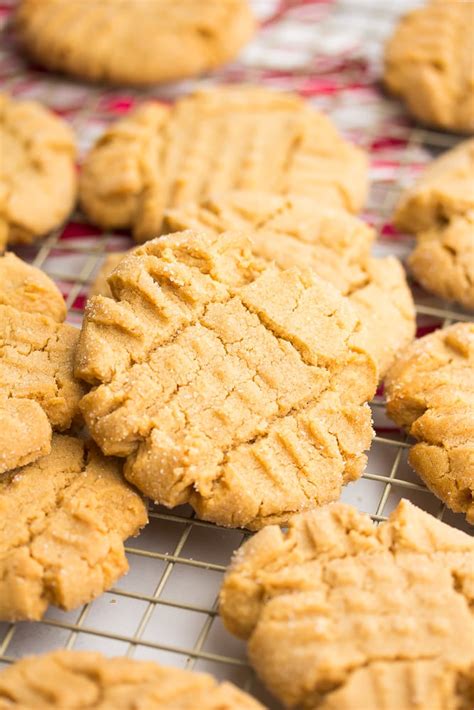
left=0, top=0, right=472, bottom=706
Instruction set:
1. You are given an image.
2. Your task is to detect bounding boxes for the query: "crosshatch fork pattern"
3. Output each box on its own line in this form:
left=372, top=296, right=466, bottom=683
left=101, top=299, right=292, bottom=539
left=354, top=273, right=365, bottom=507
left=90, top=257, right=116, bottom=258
left=0, top=0, right=472, bottom=706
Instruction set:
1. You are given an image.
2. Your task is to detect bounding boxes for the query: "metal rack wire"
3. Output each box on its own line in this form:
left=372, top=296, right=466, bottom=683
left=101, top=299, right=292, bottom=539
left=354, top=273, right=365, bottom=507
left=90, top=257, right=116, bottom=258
left=0, top=0, right=471, bottom=706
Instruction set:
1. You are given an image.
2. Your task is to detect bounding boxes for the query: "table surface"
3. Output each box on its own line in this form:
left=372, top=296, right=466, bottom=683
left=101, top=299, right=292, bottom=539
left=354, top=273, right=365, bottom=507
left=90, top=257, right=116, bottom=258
left=0, top=1, right=471, bottom=706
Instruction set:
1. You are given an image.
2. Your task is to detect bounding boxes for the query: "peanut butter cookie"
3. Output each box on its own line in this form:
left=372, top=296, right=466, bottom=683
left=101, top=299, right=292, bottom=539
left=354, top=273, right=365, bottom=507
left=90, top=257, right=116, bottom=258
left=0, top=295, right=85, bottom=473
left=384, top=1, right=474, bottom=133
left=395, top=139, right=474, bottom=310
left=15, top=0, right=255, bottom=86
left=167, top=192, right=416, bottom=377
left=0, top=650, right=263, bottom=708
left=0, top=94, right=77, bottom=247
left=386, top=323, right=474, bottom=523
left=0, top=434, right=147, bottom=621
left=219, top=500, right=474, bottom=709
left=76, top=230, right=376, bottom=529
left=79, top=88, right=368, bottom=242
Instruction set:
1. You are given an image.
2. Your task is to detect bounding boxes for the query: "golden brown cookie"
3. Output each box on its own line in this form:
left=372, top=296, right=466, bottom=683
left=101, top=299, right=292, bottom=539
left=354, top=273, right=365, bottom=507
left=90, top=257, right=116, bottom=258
left=0, top=252, right=66, bottom=321
left=15, top=0, right=256, bottom=86
left=384, top=1, right=474, bottom=134
left=0, top=435, right=147, bottom=622
left=79, top=88, right=369, bottom=242
left=0, top=650, right=263, bottom=709
left=386, top=323, right=474, bottom=523
left=219, top=500, right=474, bottom=709
left=0, top=304, right=85, bottom=474
left=0, top=94, right=77, bottom=247
left=76, top=230, right=376, bottom=529
left=395, top=140, right=474, bottom=310
left=167, top=192, right=416, bottom=378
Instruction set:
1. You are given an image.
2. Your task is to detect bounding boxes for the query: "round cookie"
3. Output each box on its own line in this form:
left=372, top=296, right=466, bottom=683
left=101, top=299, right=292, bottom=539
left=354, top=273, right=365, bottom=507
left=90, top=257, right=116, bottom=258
left=384, top=1, right=474, bottom=133
left=395, top=139, right=474, bottom=310
left=385, top=323, right=474, bottom=523
left=75, top=230, right=376, bottom=529
left=0, top=650, right=263, bottom=709
left=0, top=252, right=66, bottom=321
left=15, top=0, right=256, bottom=86
left=166, top=191, right=416, bottom=378
left=79, top=88, right=369, bottom=242
left=0, top=434, right=147, bottom=621
left=0, top=94, right=77, bottom=247
left=219, top=500, right=474, bottom=709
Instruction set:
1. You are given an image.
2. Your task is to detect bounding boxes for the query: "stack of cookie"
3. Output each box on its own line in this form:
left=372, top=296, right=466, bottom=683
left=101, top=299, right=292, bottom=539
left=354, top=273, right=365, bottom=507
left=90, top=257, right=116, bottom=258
left=1, top=0, right=473, bottom=707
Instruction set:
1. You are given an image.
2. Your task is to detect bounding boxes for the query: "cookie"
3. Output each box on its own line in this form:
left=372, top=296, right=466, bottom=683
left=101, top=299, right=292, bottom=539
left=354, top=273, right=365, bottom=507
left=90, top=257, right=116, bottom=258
left=76, top=230, right=376, bottom=529
left=395, top=139, right=474, bottom=310
left=90, top=252, right=128, bottom=298
left=0, top=304, right=85, bottom=474
left=167, top=191, right=416, bottom=377
left=0, top=650, right=263, bottom=709
left=384, top=1, right=474, bottom=133
left=219, top=499, right=474, bottom=709
left=0, top=93, right=77, bottom=247
left=385, top=323, right=474, bottom=523
left=79, top=88, right=369, bottom=242
left=0, top=252, right=66, bottom=321
left=15, top=0, right=256, bottom=86
left=0, top=434, right=147, bottom=621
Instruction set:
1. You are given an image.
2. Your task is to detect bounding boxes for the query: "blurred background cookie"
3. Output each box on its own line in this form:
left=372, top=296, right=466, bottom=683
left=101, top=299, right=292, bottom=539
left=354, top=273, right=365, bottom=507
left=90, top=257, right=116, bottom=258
left=0, top=94, right=77, bottom=248
left=14, top=0, right=256, bottom=86
left=79, top=87, right=368, bottom=241
left=384, top=0, right=474, bottom=134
